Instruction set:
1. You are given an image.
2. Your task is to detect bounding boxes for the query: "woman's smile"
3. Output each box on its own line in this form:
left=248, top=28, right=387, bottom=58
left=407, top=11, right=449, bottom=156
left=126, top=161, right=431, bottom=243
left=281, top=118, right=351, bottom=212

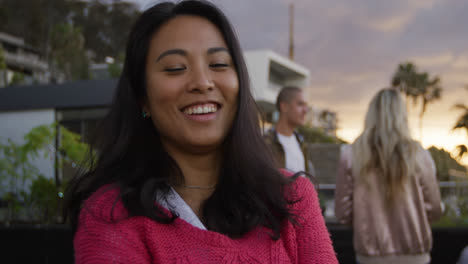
left=181, top=102, right=221, bottom=122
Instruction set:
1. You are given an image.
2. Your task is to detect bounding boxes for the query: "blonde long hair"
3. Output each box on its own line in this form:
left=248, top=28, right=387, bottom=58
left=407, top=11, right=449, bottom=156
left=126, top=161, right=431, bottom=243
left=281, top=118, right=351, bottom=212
left=351, top=88, right=421, bottom=202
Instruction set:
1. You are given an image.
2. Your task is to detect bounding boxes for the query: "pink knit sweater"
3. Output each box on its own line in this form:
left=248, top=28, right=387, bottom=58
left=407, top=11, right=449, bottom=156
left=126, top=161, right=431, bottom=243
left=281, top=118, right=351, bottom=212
left=74, top=175, right=338, bottom=263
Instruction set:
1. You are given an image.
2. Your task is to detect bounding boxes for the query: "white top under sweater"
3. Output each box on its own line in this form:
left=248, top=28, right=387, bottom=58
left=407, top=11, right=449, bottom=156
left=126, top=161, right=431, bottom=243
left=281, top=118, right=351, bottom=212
left=156, top=187, right=207, bottom=230
left=276, top=132, right=305, bottom=173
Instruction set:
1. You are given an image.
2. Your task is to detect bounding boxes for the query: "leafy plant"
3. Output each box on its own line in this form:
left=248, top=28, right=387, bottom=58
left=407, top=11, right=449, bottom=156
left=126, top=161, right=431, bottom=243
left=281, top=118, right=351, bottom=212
left=27, top=175, right=66, bottom=224
left=0, top=123, right=91, bottom=223
left=9, top=72, right=25, bottom=86
left=0, top=138, right=45, bottom=221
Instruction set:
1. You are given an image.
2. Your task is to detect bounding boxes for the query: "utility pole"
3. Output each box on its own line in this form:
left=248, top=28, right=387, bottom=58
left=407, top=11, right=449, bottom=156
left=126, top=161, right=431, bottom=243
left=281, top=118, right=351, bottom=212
left=288, top=3, right=294, bottom=61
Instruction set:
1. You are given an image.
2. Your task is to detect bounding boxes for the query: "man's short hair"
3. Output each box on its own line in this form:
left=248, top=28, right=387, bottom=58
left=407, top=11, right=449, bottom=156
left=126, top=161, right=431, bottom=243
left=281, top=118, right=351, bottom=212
left=276, top=86, right=302, bottom=111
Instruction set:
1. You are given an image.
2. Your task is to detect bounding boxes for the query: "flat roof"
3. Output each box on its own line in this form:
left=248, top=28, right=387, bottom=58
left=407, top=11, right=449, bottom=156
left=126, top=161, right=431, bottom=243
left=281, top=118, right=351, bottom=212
left=244, top=49, right=310, bottom=78
left=0, top=79, right=117, bottom=111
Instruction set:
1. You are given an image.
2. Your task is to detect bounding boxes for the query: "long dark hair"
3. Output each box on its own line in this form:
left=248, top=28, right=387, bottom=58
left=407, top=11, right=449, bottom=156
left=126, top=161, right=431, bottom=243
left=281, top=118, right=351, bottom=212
left=65, top=0, right=299, bottom=239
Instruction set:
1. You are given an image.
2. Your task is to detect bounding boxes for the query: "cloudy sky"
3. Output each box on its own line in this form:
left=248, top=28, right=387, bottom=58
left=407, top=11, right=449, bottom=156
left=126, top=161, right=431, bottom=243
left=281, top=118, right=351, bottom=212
left=133, top=0, right=468, bottom=165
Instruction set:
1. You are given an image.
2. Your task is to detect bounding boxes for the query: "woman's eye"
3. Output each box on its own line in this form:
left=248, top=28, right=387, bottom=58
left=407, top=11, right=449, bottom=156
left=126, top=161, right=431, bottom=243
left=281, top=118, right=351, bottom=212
left=210, top=63, right=229, bottom=68
left=164, top=66, right=186, bottom=73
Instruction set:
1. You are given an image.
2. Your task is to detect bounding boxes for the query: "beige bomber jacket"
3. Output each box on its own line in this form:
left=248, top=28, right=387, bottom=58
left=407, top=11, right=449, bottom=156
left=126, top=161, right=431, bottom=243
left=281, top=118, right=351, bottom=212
left=334, top=144, right=442, bottom=259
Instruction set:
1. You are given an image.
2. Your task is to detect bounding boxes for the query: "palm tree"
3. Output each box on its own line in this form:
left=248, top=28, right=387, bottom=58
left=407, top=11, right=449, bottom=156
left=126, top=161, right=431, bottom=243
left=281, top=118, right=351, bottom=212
left=456, top=145, right=467, bottom=158
left=453, top=86, right=468, bottom=158
left=391, top=62, right=420, bottom=105
left=392, top=62, right=443, bottom=140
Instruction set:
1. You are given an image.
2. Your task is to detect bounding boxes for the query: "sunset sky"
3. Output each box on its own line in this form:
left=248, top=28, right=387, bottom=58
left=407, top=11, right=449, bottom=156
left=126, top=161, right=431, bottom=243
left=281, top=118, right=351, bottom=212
left=133, top=0, right=468, bottom=166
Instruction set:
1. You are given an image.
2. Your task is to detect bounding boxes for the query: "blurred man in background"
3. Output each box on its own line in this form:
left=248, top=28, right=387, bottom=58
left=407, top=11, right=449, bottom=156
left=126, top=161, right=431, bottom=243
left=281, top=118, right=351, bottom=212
left=264, top=86, right=316, bottom=178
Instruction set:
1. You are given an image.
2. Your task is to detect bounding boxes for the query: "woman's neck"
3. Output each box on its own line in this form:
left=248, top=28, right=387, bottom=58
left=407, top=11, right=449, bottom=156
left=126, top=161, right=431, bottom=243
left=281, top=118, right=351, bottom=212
left=170, top=151, right=220, bottom=188
left=163, top=144, right=221, bottom=219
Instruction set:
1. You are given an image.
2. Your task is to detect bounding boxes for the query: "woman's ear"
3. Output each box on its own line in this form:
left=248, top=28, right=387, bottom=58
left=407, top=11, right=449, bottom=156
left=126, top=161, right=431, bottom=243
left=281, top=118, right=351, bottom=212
left=139, top=99, right=151, bottom=118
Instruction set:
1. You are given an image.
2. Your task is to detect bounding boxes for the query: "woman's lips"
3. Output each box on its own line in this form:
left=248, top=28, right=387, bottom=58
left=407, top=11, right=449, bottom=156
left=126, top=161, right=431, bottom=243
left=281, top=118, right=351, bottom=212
left=181, top=103, right=220, bottom=122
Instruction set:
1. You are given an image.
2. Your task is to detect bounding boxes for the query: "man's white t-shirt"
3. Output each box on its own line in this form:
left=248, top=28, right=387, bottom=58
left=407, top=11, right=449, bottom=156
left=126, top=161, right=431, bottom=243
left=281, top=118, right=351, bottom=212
left=276, top=132, right=305, bottom=173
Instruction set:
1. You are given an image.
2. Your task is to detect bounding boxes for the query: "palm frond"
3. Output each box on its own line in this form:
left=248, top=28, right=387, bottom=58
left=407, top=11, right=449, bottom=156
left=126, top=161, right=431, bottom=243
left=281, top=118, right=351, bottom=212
left=453, top=104, right=468, bottom=111
left=456, top=144, right=468, bottom=158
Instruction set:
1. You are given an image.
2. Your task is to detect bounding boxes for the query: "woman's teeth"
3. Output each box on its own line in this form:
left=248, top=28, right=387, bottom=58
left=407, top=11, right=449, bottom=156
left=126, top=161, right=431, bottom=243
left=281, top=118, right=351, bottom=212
left=183, top=104, right=218, bottom=115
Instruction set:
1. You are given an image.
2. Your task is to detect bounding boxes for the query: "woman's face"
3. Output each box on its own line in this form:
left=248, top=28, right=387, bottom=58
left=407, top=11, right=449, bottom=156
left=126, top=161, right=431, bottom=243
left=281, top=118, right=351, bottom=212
left=144, top=15, right=239, bottom=154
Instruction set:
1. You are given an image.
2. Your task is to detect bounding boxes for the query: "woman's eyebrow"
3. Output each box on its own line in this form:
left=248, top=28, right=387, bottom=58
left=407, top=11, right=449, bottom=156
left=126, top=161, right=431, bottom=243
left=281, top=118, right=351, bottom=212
left=156, top=49, right=187, bottom=62
left=207, top=47, right=229, bottom=55
left=156, top=47, right=228, bottom=62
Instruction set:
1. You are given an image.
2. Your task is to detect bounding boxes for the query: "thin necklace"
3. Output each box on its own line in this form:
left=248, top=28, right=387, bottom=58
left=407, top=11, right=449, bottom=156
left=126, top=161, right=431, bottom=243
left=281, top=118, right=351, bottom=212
left=171, top=183, right=217, bottom=189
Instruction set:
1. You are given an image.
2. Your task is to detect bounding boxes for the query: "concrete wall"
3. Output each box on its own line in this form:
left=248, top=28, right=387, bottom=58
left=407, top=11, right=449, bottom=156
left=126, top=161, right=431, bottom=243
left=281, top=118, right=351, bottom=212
left=0, top=109, right=56, bottom=188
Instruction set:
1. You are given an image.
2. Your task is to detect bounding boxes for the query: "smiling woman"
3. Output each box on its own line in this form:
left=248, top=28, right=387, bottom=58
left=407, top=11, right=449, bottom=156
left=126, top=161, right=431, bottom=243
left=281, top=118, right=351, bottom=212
left=64, top=1, right=337, bottom=263
left=143, top=15, right=239, bottom=158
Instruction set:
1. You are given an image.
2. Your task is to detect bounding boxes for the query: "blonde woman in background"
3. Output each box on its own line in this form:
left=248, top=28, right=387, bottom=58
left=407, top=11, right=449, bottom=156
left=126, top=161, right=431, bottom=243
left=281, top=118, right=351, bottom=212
left=335, top=88, right=442, bottom=264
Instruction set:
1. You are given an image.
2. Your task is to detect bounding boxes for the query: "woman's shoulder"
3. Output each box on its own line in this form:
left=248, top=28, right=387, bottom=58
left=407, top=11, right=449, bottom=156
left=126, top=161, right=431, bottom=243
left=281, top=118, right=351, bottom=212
left=404, top=140, right=432, bottom=164
left=281, top=170, right=318, bottom=205
left=280, top=170, right=326, bottom=232
left=80, top=184, right=129, bottom=222
left=414, top=145, right=436, bottom=174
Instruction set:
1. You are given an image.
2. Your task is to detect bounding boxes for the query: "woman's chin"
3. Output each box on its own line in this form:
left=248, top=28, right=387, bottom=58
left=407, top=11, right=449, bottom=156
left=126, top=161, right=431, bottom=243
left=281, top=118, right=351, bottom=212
left=179, top=135, right=225, bottom=154
left=185, top=143, right=223, bottom=155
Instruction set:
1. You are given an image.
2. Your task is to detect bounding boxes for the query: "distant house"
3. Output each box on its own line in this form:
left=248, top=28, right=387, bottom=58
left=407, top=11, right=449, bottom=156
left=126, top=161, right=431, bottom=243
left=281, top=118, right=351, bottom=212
left=0, top=32, right=49, bottom=87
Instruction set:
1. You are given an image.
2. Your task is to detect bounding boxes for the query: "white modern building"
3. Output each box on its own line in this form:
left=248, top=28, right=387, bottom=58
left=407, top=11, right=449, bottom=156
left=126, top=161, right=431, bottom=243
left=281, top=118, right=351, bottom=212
left=243, top=49, right=310, bottom=122
left=244, top=49, right=310, bottom=102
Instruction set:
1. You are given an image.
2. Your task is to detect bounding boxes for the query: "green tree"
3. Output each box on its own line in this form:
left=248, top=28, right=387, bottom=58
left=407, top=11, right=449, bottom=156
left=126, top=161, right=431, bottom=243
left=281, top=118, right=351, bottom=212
left=392, top=62, right=442, bottom=140
left=50, top=23, right=90, bottom=81
left=392, top=62, right=421, bottom=104
left=69, top=0, right=140, bottom=62
left=452, top=86, right=468, bottom=159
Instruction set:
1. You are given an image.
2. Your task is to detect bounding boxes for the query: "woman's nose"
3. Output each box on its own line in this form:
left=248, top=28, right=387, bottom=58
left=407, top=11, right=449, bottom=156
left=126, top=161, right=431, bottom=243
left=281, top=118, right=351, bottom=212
left=187, top=65, right=214, bottom=93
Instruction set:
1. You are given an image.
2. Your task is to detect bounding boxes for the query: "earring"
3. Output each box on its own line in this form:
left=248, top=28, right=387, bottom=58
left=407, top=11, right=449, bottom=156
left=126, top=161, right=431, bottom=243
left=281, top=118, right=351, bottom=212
left=142, top=110, right=149, bottom=118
